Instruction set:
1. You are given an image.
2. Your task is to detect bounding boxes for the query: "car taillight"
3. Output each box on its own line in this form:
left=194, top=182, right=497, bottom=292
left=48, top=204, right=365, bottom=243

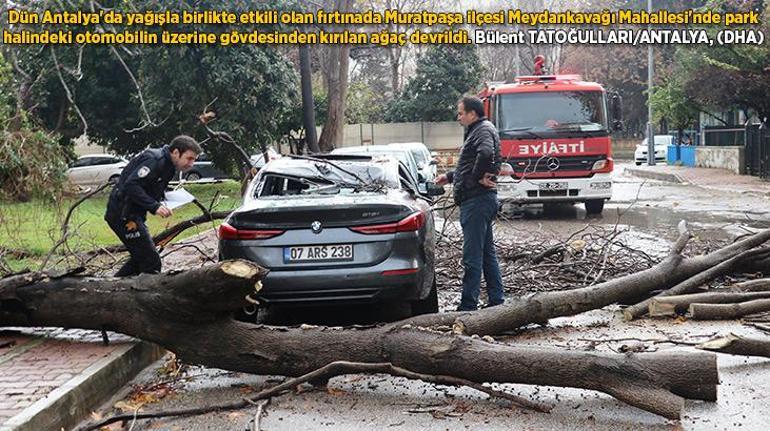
left=592, top=158, right=613, bottom=172
left=349, top=211, right=426, bottom=235
left=218, top=222, right=284, bottom=240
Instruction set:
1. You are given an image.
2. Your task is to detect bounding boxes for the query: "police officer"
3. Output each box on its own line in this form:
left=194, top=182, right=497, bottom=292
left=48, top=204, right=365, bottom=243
left=105, top=135, right=201, bottom=276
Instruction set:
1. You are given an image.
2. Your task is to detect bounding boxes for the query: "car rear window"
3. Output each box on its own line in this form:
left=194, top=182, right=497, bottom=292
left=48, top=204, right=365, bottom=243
left=257, top=161, right=400, bottom=197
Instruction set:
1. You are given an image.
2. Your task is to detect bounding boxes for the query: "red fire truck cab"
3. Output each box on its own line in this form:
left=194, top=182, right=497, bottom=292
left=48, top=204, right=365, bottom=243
left=479, top=67, right=623, bottom=215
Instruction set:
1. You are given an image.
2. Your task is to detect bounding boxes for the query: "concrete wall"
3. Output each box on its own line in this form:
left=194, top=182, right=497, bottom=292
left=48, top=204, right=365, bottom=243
left=695, top=146, right=745, bottom=175
left=334, top=121, right=464, bottom=150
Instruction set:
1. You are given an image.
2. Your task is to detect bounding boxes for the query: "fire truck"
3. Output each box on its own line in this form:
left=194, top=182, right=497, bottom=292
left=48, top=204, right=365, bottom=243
left=479, top=57, right=623, bottom=215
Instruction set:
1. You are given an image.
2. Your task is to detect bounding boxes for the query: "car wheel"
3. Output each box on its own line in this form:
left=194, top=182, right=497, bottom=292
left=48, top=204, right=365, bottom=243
left=585, top=199, right=605, bottom=215
left=185, top=172, right=202, bottom=181
left=108, top=175, right=120, bottom=184
left=635, top=162, right=642, bottom=166
left=412, top=278, right=438, bottom=316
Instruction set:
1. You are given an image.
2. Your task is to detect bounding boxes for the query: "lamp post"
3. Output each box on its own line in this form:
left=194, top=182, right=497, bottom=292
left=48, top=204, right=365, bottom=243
left=647, top=0, right=655, bottom=165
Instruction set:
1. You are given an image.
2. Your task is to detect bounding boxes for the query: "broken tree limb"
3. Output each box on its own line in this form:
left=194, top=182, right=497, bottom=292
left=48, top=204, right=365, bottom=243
left=697, top=334, right=770, bottom=358
left=623, top=246, right=770, bottom=321
left=649, top=291, right=770, bottom=317
left=1, top=260, right=717, bottom=419
left=91, top=210, right=231, bottom=254
left=409, top=229, right=770, bottom=336
left=689, top=299, right=770, bottom=320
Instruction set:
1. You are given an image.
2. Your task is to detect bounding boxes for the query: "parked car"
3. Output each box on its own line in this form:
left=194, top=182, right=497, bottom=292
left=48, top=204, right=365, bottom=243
left=388, top=142, right=437, bottom=183
left=67, top=154, right=127, bottom=187
left=249, top=147, right=281, bottom=170
left=330, top=145, right=424, bottom=191
left=218, top=155, right=444, bottom=319
left=178, top=153, right=231, bottom=181
left=635, top=135, right=675, bottom=165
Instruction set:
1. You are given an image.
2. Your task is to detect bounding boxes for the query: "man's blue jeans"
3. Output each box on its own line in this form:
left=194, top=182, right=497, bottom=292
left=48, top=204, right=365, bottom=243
left=458, top=192, right=505, bottom=311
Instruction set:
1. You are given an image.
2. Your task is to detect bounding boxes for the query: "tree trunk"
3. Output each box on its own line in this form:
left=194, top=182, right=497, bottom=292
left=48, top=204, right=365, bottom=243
left=317, top=0, right=351, bottom=152
left=0, top=260, right=718, bottom=420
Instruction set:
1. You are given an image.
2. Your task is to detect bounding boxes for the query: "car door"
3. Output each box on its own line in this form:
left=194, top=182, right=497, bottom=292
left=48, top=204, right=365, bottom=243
left=68, top=157, right=97, bottom=186
left=89, top=157, right=118, bottom=185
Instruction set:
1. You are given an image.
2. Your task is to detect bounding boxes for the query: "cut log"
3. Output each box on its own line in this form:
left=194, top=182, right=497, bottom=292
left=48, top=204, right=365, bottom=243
left=649, top=291, right=770, bottom=317
left=697, top=334, right=770, bottom=358
left=623, top=246, right=770, bottom=321
left=689, top=299, right=770, bottom=320
left=0, top=260, right=718, bottom=419
left=729, top=278, right=770, bottom=292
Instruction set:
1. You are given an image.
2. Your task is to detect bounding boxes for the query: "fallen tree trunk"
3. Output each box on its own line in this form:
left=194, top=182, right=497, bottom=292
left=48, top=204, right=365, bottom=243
left=697, top=334, right=770, bottom=358
left=0, top=260, right=717, bottom=420
left=689, top=299, right=770, bottom=320
left=649, top=291, right=770, bottom=317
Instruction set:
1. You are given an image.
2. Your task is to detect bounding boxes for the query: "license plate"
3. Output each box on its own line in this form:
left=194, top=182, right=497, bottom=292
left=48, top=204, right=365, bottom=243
left=284, top=244, right=354, bottom=263
left=538, top=182, right=567, bottom=191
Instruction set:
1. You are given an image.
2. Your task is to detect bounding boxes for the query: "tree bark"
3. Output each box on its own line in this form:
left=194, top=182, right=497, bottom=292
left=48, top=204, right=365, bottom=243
left=649, top=291, right=770, bottom=317
left=697, top=334, right=770, bottom=358
left=317, top=0, right=352, bottom=152
left=0, top=260, right=718, bottom=420
left=689, top=299, right=770, bottom=320
left=623, top=246, right=770, bottom=321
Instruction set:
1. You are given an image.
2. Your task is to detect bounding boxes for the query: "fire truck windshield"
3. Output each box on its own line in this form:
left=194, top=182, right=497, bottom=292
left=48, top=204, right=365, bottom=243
left=496, top=91, right=608, bottom=138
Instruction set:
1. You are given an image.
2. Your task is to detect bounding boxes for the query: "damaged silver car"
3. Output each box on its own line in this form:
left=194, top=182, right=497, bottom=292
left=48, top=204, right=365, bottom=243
left=218, top=155, right=444, bottom=319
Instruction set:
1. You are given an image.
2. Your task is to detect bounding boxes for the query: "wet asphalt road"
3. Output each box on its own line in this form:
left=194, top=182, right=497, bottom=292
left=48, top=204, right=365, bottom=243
left=83, top=162, right=770, bottom=431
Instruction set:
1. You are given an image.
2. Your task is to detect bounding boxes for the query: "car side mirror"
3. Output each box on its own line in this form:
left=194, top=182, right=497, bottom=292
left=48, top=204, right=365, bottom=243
left=609, top=92, right=624, bottom=131
left=424, top=181, right=445, bottom=197
left=429, top=159, right=438, bottom=166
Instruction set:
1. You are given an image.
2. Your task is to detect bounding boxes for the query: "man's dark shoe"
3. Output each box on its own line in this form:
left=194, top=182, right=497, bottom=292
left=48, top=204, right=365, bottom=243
left=482, top=302, right=504, bottom=309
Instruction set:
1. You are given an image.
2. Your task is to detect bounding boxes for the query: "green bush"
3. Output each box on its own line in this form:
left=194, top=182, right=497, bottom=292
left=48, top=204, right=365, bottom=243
left=0, top=127, right=68, bottom=201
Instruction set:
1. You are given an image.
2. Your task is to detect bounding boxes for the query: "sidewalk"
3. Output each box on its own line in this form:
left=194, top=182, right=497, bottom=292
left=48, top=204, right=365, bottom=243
left=0, top=328, right=162, bottom=431
left=624, top=164, right=770, bottom=196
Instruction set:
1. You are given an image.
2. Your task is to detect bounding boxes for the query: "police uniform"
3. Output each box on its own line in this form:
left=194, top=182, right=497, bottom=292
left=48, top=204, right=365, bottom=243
left=105, top=146, right=176, bottom=276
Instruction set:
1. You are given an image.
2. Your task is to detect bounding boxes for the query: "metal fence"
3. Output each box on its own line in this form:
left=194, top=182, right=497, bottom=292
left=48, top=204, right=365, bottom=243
left=745, top=123, right=770, bottom=178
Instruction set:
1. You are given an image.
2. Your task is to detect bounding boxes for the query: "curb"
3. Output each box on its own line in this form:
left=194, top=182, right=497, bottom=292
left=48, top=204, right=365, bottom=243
left=1, top=341, right=164, bottom=431
left=624, top=167, right=683, bottom=184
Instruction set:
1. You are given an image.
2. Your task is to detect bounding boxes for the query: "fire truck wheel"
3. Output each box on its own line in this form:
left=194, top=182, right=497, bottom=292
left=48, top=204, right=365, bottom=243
left=585, top=199, right=605, bottom=215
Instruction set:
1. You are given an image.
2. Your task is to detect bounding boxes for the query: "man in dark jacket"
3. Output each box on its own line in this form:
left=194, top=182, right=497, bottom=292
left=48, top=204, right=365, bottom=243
left=436, top=96, right=504, bottom=311
left=105, top=135, right=201, bottom=276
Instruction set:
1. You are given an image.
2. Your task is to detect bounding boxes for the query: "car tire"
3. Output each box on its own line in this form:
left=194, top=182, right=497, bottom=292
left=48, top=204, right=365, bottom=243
left=412, top=278, right=438, bottom=316
left=185, top=172, right=202, bottom=181
left=585, top=199, right=605, bottom=215
left=635, top=162, right=642, bottom=166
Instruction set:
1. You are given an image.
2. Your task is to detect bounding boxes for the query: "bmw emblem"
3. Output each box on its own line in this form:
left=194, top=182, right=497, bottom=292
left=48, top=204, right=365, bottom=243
left=311, top=221, right=323, bottom=234
left=546, top=157, right=560, bottom=171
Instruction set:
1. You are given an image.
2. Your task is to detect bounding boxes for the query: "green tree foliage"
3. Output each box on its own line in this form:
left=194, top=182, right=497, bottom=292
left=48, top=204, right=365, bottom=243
left=2, top=0, right=300, bottom=173
left=649, top=73, right=700, bottom=134
left=385, top=45, right=485, bottom=122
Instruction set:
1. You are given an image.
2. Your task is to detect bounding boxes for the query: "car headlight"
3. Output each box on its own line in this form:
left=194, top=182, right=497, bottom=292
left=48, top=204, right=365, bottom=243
left=592, top=159, right=608, bottom=170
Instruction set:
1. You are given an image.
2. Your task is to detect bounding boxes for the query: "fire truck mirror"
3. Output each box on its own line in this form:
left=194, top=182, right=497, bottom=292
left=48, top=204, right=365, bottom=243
left=610, top=92, right=624, bottom=131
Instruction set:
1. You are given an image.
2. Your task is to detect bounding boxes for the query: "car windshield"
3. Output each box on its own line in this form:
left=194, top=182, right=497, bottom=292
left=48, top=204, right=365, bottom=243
left=497, top=91, right=608, bottom=137
left=257, top=161, right=400, bottom=197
